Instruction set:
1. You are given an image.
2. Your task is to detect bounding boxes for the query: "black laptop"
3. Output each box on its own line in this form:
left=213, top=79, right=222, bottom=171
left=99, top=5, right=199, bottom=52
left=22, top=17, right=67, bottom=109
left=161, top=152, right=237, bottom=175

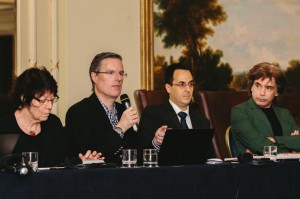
left=0, top=133, right=19, bottom=158
left=158, top=129, right=214, bottom=166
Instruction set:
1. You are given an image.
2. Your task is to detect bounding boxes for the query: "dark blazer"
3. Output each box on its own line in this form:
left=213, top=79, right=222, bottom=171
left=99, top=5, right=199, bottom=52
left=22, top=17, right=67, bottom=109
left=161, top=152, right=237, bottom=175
left=65, top=93, right=139, bottom=164
left=139, top=101, right=210, bottom=149
left=231, top=98, right=300, bottom=154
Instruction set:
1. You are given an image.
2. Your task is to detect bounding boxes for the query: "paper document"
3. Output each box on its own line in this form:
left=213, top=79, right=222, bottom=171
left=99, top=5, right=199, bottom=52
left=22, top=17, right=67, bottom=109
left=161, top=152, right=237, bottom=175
left=82, top=159, right=105, bottom=164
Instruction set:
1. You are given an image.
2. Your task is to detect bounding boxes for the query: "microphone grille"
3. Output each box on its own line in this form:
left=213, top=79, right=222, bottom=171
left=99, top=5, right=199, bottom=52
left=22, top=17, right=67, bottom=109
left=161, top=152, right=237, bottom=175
left=120, top=94, right=129, bottom=102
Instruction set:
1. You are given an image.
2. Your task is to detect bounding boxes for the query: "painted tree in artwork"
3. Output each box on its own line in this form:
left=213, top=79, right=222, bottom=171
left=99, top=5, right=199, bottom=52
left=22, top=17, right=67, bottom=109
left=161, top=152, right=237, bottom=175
left=285, top=60, right=300, bottom=92
left=154, top=0, right=232, bottom=90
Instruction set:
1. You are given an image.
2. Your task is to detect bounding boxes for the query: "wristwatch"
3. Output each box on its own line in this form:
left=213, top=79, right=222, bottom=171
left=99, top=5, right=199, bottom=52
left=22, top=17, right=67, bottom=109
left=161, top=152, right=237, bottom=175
left=113, top=126, right=124, bottom=135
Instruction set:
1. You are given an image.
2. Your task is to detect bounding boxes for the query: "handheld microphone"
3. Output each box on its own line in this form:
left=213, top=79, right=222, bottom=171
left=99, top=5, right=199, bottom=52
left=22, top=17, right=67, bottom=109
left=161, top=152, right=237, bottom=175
left=120, top=94, right=138, bottom=132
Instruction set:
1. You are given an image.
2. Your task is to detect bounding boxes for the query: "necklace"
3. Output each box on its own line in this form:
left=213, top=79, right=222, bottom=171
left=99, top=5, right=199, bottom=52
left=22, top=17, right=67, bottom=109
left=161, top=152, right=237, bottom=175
left=29, top=131, right=36, bottom=136
left=16, top=110, right=40, bottom=136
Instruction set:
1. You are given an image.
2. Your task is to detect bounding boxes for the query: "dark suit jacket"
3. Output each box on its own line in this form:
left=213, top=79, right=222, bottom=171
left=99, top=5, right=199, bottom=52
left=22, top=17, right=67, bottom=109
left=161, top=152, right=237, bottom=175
left=231, top=98, right=300, bottom=154
left=139, top=102, right=211, bottom=149
left=65, top=93, right=139, bottom=165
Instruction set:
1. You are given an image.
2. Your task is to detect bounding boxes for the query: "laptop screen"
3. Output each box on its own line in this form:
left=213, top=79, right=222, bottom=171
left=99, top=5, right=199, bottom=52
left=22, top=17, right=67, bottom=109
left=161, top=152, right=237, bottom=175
left=0, top=133, right=19, bottom=158
left=158, top=128, right=214, bottom=166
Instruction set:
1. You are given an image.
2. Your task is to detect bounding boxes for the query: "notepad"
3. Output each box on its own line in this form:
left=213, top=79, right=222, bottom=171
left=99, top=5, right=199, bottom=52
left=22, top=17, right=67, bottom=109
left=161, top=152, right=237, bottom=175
left=82, top=159, right=105, bottom=164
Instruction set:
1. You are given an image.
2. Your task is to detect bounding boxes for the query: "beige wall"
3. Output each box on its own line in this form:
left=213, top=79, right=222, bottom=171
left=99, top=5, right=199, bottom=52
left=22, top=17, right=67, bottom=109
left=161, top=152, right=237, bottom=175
left=17, top=0, right=142, bottom=124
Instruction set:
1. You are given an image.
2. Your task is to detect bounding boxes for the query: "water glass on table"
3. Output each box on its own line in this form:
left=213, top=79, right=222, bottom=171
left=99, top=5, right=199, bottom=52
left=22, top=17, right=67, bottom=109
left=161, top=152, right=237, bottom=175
left=122, top=149, right=137, bottom=168
left=263, top=146, right=277, bottom=161
left=143, top=149, right=158, bottom=167
left=22, top=152, right=39, bottom=172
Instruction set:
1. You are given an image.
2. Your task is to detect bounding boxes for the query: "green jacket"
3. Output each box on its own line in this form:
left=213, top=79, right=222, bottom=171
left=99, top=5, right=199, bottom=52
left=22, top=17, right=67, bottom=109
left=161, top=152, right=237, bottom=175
left=231, top=98, right=300, bottom=155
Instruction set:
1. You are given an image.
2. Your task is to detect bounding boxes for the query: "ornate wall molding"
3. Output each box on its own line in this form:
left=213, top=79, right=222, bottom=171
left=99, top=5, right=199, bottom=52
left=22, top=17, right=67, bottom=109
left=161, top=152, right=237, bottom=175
left=16, top=0, right=21, bottom=74
left=28, top=0, right=36, bottom=67
left=140, top=0, right=153, bottom=90
left=50, top=0, right=58, bottom=114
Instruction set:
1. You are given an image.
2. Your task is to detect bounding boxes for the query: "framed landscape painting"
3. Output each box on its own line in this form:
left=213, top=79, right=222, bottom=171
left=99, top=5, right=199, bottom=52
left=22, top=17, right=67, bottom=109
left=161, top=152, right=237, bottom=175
left=141, top=0, right=300, bottom=91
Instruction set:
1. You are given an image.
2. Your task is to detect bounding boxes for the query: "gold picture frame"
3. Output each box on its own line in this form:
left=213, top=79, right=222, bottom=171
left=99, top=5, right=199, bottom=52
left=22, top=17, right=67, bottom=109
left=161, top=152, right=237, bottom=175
left=140, top=0, right=154, bottom=90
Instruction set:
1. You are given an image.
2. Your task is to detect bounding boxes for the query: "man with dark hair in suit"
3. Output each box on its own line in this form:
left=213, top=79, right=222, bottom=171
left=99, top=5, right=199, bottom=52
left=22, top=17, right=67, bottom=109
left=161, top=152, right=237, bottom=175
left=65, top=52, right=139, bottom=165
left=139, top=63, right=210, bottom=149
left=231, top=62, right=300, bottom=155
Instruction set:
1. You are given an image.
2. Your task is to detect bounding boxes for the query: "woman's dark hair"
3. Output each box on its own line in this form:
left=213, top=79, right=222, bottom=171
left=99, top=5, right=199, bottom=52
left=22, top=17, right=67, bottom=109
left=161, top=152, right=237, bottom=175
left=12, top=66, right=58, bottom=110
left=247, top=62, right=287, bottom=96
left=89, top=52, right=122, bottom=91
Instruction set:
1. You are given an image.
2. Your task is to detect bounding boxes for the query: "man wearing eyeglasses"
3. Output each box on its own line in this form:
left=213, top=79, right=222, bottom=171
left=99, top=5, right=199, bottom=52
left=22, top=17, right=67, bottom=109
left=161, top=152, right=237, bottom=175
left=65, top=52, right=140, bottom=165
left=139, top=63, right=210, bottom=150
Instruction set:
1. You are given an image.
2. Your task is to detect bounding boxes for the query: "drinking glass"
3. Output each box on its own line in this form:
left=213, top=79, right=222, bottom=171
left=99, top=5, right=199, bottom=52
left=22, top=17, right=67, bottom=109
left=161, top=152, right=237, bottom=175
left=122, top=149, right=137, bottom=167
left=22, top=152, right=39, bottom=172
left=263, top=146, right=277, bottom=161
left=143, top=149, right=158, bottom=167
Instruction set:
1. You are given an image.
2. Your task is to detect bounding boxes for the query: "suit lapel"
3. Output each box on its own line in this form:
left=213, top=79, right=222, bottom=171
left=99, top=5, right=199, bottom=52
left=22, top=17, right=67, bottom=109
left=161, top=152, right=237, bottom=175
left=273, top=106, right=288, bottom=133
left=163, top=102, right=182, bottom=129
left=189, top=110, right=199, bottom=129
left=89, top=93, right=112, bottom=127
left=247, top=99, right=273, bottom=132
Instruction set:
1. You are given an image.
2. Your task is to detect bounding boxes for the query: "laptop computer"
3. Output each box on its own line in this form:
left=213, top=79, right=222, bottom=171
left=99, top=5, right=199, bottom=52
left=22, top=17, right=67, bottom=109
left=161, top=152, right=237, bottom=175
left=0, top=133, right=19, bottom=158
left=158, top=128, right=214, bottom=166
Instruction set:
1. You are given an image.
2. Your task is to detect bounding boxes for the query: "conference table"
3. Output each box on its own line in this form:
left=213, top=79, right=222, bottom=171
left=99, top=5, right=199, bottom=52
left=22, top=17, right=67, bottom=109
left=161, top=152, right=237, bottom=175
left=1, top=161, right=300, bottom=199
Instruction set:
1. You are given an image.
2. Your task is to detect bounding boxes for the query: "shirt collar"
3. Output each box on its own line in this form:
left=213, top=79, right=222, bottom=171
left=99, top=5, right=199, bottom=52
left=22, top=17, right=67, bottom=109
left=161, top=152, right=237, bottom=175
left=169, top=99, right=189, bottom=115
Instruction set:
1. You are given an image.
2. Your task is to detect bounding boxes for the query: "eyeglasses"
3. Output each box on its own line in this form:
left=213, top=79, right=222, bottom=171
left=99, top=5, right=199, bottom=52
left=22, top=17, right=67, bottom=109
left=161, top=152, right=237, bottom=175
left=94, top=71, right=127, bottom=78
left=33, top=96, right=59, bottom=105
left=172, top=81, right=195, bottom=88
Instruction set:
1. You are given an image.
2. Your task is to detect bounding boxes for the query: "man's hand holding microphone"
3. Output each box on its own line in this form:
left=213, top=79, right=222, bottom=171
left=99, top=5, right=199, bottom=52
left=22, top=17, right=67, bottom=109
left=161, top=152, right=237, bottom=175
left=116, top=94, right=139, bottom=133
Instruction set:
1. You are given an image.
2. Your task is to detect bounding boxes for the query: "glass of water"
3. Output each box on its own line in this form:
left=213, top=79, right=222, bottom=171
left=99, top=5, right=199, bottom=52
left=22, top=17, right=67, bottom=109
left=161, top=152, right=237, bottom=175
left=263, top=146, right=277, bottom=161
left=22, top=152, right=39, bottom=172
left=122, top=149, right=137, bottom=168
left=143, top=149, right=158, bottom=167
